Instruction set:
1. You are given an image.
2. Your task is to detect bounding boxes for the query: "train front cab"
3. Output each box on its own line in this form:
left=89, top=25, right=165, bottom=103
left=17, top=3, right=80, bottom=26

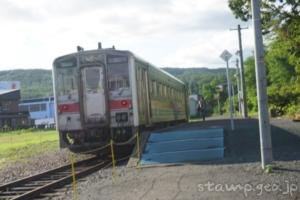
left=53, top=51, right=136, bottom=152
left=53, top=53, right=110, bottom=152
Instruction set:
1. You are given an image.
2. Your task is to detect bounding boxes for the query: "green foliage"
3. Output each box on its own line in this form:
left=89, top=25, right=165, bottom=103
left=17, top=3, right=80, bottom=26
left=0, top=129, right=58, bottom=168
left=244, top=57, right=258, bottom=113
left=243, top=50, right=299, bottom=116
left=0, top=69, right=53, bottom=99
left=228, top=0, right=300, bottom=34
left=264, top=164, right=273, bottom=174
left=164, top=67, right=237, bottom=115
left=228, top=0, right=300, bottom=117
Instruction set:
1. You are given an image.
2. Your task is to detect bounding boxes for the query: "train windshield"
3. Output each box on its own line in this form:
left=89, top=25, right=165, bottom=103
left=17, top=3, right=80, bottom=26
left=107, top=56, right=130, bottom=97
left=55, top=58, right=78, bottom=102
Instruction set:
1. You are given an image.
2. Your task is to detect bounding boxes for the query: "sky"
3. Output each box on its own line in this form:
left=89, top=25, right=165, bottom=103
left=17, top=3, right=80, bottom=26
left=0, top=0, right=254, bottom=70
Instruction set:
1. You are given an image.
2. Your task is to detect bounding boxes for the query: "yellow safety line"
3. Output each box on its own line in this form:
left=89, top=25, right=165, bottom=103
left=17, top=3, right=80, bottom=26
left=110, top=139, right=117, bottom=181
left=70, top=153, right=78, bottom=200
left=136, top=132, right=141, bottom=169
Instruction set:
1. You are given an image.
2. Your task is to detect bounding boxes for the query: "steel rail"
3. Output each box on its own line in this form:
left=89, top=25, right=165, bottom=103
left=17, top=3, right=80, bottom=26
left=0, top=157, right=109, bottom=200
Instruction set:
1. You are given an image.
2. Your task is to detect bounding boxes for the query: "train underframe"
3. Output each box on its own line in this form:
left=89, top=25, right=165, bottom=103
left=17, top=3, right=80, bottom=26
left=60, top=119, right=186, bottom=154
left=60, top=126, right=135, bottom=153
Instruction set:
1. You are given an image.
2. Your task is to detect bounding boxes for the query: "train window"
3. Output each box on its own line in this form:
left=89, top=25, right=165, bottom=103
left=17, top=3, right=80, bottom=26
left=40, top=104, right=47, bottom=111
left=19, top=105, right=29, bottom=112
left=109, top=80, right=116, bottom=90
left=165, top=86, right=168, bottom=97
left=85, top=68, right=101, bottom=90
left=149, top=80, right=152, bottom=94
left=152, top=81, right=156, bottom=96
left=30, top=104, right=40, bottom=112
left=109, top=78, right=129, bottom=90
left=108, top=60, right=129, bottom=91
left=56, top=68, right=78, bottom=96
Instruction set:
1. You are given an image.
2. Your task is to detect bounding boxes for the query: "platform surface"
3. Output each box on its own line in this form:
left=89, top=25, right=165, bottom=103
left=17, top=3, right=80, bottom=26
left=140, top=127, right=224, bottom=165
left=74, top=118, right=300, bottom=200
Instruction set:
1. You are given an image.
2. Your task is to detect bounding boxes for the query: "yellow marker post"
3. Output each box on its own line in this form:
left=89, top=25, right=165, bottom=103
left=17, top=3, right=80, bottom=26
left=110, top=139, right=116, bottom=181
left=136, top=132, right=141, bottom=169
left=70, top=153, right=78, bottom=200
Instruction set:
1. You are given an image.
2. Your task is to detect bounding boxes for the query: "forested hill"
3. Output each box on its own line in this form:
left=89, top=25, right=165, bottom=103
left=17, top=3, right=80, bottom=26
left=0, top=69, right=53, bottom=99
left=0, top=68, right=232, bottom=99
left=163, top=67, right=229, bottom=77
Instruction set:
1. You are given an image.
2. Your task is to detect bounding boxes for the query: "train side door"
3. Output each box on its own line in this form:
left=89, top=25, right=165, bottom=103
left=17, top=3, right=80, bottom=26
left=136, top=65, right=150, bottom=125
left=81, top=65, right=107, bottom=126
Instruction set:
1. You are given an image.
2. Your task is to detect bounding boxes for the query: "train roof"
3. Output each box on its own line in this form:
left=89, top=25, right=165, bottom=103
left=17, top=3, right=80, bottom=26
left=53, top=48, right=185, bottom=85
left=132, top=53, right=185, bottom=85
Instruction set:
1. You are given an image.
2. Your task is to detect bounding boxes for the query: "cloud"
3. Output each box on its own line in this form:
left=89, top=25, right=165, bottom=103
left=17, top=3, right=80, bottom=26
left=0, top=0, right=43, bottom=22
left=161, top=28, right=254, bottom=68
left=0, top=0, right=253, bottom=69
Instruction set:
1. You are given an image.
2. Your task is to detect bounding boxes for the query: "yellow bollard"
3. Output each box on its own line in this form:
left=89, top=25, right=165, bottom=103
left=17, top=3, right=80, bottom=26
left=110, top=139, right=116, bottom=181
left=70, top=153, right=78, bottom=200
left=136, top=132, right=141, bottom=169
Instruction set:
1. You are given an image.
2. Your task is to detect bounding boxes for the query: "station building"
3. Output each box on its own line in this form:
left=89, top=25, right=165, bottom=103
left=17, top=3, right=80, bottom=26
left=19, top=97, right=55, bottom=128
left=0, top=89, right=30, bottom=129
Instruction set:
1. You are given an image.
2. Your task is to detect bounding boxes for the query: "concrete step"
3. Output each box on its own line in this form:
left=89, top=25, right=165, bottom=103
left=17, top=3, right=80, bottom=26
left=140, top=148, right=224, bottom=165
left=148, top=128, right=223, bottom=142
left=140, top=128, right=225, bottom=166
left=144, top=137, right=223, bottom=154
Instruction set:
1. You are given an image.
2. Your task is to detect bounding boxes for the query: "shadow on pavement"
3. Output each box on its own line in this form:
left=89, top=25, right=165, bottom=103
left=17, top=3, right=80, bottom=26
left=164, top=118, right=300, bottom=165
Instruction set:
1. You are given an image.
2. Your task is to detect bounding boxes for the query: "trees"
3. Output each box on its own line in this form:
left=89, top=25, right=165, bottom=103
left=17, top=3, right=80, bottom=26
left=228, top=0, right=300, bottom=116
left=228, top=0, right=300, bottom=81
left=228, top=0, right=300, bottom=33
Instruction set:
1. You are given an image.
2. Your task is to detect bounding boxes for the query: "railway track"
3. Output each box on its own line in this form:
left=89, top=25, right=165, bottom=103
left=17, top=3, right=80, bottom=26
left=0, top=157, right=110, bottom=200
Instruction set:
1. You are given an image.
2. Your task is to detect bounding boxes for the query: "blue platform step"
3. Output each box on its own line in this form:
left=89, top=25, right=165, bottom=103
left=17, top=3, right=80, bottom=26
left=140, top=128, right=224, bottom=165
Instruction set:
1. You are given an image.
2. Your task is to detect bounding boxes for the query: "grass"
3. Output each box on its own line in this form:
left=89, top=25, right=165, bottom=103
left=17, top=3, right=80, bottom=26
left=0, top=129, right=59, bottom=168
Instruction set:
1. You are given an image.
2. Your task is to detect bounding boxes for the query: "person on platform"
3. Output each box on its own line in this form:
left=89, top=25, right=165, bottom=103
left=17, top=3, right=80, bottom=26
left=197, top=96, right=206, bottom=121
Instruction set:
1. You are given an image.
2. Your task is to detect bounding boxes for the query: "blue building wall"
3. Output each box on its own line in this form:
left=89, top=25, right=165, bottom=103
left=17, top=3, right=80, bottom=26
left=19, top=97, right=55, bottom=124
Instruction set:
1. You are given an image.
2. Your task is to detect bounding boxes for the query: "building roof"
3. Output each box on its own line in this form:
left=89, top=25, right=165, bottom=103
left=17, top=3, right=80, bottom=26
left=0, top=89, right=19, bottom=96
left=0, top=89, right=20, bottom=100
left=20, top=97, right=54, bottom=104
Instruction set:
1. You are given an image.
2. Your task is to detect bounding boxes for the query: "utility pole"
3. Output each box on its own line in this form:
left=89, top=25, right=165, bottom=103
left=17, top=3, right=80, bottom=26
left=230, top=25, right=248, bottom=118
left=251, top=0, right=273, bottom=169
left=235, top=58, right=241, bottom=115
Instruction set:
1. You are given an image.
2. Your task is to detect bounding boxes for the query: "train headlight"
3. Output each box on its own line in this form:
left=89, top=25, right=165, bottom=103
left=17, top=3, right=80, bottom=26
left=121, top=100, right=128, bottom=106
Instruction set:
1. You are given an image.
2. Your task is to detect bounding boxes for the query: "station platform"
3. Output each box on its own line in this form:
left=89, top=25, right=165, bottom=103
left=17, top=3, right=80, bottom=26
left=127, top=123, right=225, bottom=167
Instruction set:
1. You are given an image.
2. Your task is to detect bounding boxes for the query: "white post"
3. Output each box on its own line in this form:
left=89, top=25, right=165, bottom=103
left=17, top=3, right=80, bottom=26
left=226, top=60, right=235, bottom=130
left=251, top=0, right=273, bottom=169
left=232, top=84, right=235, bottom=116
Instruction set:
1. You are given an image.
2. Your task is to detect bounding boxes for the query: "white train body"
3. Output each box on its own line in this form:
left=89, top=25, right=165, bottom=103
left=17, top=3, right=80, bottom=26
left=52, top=48, right=187, bottom=152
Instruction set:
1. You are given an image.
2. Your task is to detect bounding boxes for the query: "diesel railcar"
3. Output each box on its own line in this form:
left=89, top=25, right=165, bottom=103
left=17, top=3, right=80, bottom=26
left=52, top=46, right=188, bottom=152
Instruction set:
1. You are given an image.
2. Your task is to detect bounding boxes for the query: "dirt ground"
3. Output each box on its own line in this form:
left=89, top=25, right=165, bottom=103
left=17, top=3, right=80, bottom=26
left=0, top=149, right=90, bottom=184
left=63, top=118, right=300, bottom=200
